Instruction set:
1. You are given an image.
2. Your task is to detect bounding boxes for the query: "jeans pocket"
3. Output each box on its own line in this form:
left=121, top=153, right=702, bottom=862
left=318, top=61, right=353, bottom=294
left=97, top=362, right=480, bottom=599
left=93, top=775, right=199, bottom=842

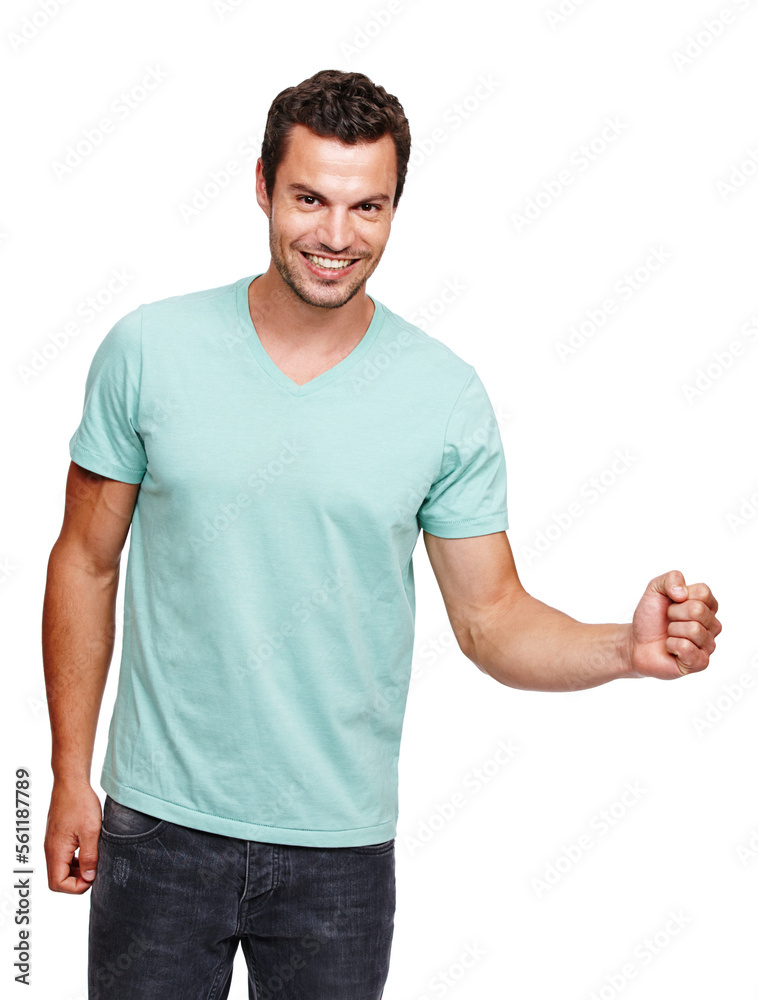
left=347, top=839, right=395, bottom=855
left=100, top=794, right=169, bottom=842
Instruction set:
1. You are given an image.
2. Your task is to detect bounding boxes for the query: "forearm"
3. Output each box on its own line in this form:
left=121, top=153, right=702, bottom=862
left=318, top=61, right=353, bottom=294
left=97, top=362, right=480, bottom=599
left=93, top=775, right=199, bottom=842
left=466, top=591, right=640, bottom=691
left=42, top=542, right=118, bottom=784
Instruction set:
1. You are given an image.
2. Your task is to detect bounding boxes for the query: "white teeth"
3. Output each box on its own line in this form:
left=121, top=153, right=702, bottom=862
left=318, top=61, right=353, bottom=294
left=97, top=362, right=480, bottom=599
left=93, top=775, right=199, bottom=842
left=304, top=253, right=354, bottom=269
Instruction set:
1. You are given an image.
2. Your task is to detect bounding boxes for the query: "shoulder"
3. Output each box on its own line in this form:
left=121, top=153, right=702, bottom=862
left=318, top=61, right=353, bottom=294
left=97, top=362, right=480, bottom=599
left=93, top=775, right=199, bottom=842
left=91, top=304, right=143, bottom=368
left=372, top=298, right=475, bottom=390
left=94, top=279, right=238, bottom=359
left=139, top=277, right=240, bottom=326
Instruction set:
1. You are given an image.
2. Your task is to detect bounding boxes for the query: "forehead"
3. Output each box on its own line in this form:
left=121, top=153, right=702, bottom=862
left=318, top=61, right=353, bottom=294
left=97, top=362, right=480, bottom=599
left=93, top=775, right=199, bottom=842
left=278, top=124, right=397, bottom=196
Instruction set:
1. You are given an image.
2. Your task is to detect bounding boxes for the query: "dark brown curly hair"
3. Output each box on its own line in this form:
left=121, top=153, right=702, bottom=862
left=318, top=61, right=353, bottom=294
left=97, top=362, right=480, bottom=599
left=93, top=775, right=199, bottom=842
left=261, top=69, right=411, bottom=208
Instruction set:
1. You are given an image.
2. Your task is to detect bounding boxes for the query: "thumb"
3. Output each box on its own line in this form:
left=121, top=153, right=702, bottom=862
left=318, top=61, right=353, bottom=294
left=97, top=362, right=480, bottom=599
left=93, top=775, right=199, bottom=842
left=78, top=833, right=100, bottom=882
left=649, top=569, right=688, bottom=603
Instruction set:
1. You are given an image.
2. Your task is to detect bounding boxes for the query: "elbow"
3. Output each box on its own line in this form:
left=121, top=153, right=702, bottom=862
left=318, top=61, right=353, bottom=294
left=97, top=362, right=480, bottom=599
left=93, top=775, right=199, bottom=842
left=456, top=627, right=492, bottom=678
left=48, top=537, right=121, bottom=586
left=459, top=593, right=528, bottom=682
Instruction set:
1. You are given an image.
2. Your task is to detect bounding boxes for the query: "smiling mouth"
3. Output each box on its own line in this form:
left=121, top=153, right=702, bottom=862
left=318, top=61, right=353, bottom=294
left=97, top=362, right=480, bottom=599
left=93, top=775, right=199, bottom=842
left=301, top=252, right=359, bottom=270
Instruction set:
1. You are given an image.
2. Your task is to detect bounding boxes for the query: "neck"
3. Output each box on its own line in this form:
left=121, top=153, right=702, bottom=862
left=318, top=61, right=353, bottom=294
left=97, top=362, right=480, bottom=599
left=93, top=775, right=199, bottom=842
left=248, top=264, right=374, bottom=351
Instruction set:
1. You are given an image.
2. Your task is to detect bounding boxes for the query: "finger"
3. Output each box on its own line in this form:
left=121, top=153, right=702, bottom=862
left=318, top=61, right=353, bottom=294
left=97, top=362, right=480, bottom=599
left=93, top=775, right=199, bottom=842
left=665, top=636, right=709, bottom=674
left=668, top=620, right=717, bottom=655
left=667, top=599, right=719, bottom=632
left=68, top=857, right=96, bottom=893
left=681, top=581, right=718, bottom=613
left=649, top=570, right=689, bottom=602
left=47, top=850, right=87, bottom=894
left=77, top=830, right=100, bottom=884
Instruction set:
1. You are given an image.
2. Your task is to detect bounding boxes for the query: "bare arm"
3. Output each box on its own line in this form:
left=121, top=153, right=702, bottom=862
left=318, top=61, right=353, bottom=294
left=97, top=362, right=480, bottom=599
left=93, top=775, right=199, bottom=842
left=422, top=530, right=720, bottom=691
left=42, top=461, right=140, bottom=893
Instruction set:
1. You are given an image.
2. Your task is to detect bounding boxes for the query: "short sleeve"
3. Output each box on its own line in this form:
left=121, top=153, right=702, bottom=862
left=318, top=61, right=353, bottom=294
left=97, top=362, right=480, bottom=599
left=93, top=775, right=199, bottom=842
left=417, top=367, right=508, bottom=538
left=68, top=306, right=147, bottom=484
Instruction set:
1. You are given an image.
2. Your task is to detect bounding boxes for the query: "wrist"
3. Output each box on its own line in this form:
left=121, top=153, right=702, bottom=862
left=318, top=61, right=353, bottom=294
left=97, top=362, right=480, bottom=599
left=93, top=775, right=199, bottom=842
left=618, top=622, right=644, bottom=678
left=51, top=762, right=92, bottom=787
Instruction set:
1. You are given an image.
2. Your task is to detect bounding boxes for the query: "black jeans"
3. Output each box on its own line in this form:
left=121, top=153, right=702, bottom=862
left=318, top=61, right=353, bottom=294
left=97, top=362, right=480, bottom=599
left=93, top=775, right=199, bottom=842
left=88, top=794, right=395, bottom=999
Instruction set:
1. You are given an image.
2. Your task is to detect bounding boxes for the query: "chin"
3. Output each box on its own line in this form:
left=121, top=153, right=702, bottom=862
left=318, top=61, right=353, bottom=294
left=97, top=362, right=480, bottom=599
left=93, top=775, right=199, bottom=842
left=298, top=284, right=363, bottom=309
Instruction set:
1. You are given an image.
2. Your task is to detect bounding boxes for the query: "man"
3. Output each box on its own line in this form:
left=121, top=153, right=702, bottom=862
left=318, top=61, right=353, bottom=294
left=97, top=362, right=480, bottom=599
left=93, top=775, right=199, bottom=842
left=43, top=69, right=721, bottom=999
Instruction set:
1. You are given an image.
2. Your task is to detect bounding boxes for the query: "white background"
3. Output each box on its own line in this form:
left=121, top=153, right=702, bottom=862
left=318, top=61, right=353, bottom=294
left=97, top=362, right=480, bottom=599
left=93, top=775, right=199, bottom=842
left=2, top=0, right=756, bottom=997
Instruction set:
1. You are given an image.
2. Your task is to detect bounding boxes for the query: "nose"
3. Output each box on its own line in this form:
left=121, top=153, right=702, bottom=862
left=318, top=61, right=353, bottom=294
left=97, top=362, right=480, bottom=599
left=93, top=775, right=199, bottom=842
left=315, top=207, right=355, bottom=254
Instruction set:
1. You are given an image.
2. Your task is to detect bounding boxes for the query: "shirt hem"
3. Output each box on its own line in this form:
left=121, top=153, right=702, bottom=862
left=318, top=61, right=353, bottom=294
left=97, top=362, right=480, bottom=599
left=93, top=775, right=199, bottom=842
left=69, top=443, right=145, bottom=484
left=99, top=771, right=398, bottom=847
left=418, top=511, right=509, bottom=538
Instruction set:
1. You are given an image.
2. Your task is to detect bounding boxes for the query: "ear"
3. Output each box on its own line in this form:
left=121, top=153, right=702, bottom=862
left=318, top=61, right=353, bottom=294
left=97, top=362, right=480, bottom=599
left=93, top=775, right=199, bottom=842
left=255, top=159, right=271, bottom=217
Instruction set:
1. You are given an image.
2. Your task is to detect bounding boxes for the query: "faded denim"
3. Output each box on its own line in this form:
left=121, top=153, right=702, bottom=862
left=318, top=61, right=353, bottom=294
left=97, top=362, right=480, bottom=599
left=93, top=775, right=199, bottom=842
left=88, top=794, right=395, bottom=999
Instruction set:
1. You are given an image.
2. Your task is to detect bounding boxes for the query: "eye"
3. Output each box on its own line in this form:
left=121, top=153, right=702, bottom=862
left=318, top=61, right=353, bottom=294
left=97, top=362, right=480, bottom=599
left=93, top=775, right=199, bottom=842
left=298, top=195, right=319, bottom=206
left=358, top=203, right=380, bottom=213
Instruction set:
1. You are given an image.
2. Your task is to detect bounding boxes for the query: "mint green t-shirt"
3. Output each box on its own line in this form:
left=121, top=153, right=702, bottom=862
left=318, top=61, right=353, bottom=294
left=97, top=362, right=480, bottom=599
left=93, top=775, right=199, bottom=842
left=68, top=274, right=509, bottom=847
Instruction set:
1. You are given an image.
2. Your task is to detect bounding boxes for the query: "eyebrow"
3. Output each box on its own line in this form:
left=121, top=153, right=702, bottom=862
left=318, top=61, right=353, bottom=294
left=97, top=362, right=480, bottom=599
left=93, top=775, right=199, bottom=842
left=287, top=183, right=391, bottom=205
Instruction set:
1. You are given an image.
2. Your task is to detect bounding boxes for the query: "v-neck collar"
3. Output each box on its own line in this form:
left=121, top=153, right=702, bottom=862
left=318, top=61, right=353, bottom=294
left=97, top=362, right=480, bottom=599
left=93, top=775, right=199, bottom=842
left=235, top=273, right=385, bottom=397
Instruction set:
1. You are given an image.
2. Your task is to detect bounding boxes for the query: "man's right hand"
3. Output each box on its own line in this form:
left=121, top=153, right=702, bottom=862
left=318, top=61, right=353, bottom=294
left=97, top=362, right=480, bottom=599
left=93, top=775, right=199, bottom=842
left=44, top=781, right=103, bottom=893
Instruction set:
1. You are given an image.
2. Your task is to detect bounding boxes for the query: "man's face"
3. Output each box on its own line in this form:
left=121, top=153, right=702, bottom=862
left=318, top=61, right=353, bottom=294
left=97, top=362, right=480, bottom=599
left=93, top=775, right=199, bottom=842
left=257, top=124, right=397, bottom=309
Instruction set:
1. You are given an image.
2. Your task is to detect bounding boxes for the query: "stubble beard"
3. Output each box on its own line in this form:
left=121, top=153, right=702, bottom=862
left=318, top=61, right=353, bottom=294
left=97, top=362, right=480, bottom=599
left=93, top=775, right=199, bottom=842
left=268, top=220, right=384, bottom=310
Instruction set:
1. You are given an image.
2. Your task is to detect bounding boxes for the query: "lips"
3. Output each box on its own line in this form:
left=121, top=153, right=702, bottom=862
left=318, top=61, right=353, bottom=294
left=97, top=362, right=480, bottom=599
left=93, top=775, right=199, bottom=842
left=303, top=252, right=355, bottom=270
left=300, top=251, right=362, bottom=277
